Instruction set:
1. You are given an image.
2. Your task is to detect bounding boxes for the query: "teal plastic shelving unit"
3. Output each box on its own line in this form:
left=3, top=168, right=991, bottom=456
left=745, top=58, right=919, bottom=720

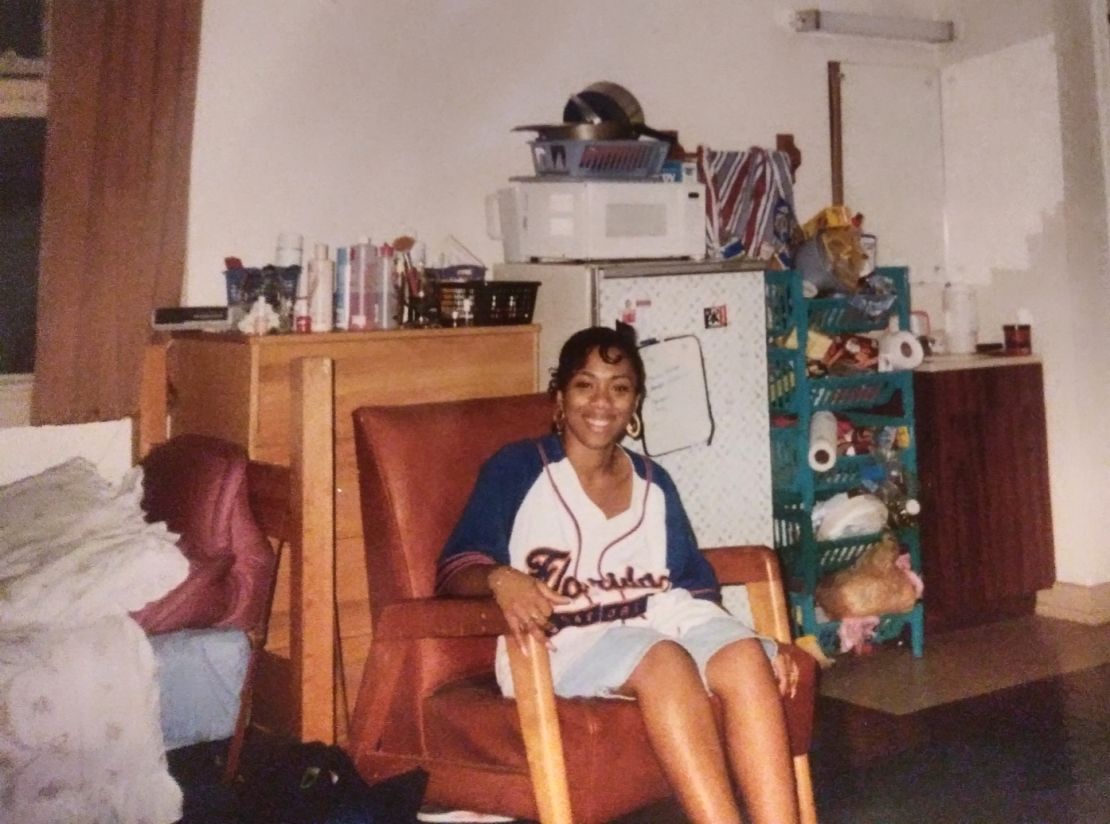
left=765, top=267, right=924, bottom=658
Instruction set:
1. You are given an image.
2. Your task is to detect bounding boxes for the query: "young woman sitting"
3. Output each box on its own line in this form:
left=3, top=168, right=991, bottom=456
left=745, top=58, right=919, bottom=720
left=436, top=326, right=800, bottom=824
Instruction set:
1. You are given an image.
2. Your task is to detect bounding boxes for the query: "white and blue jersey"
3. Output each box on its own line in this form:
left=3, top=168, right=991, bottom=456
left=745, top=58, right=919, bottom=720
left=437, top=434, right=765, bottom=697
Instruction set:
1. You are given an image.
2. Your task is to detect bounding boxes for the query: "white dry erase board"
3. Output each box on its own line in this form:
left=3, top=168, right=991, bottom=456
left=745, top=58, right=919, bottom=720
left=639, top=335, right=714, bottom=456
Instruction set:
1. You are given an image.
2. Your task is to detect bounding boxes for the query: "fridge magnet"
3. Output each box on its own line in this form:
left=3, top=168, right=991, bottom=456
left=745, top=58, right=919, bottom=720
left=703, top=305, right=729, bottom=328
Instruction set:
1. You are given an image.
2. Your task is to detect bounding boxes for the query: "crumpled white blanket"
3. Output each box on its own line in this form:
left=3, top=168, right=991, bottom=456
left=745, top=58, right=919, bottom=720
left=0, top=458, right=188, bottom=627
left=0, top=458, right=189, bottom=823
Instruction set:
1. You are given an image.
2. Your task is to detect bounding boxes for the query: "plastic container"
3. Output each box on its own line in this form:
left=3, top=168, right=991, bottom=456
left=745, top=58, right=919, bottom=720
left=529, top=139, right=668, bottom=179
left=426, top=265, right=486, bottom=283
left=436, top=281, right=539, bottom=327
left=225, top=265, right=300, bottom=331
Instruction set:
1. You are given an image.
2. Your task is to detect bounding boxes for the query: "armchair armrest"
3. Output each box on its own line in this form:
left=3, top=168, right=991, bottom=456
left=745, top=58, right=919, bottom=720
left=506, top=634, right=573, bottom=824
left=373, top=597, right=510, bottom=641
left=702, top=545, right=793, bottom=644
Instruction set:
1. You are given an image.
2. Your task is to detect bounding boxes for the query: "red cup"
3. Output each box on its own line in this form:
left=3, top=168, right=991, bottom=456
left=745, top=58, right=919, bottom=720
left=1003, top=324, right=1032, bottom=355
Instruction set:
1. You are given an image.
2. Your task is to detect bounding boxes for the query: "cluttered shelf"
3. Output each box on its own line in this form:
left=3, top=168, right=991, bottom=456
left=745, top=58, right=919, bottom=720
left=765, top=265, right=925, bottom=661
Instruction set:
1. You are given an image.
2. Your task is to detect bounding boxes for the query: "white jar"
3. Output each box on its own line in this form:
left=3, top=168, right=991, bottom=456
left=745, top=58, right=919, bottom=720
left=943, top=283, right=978, bottom=354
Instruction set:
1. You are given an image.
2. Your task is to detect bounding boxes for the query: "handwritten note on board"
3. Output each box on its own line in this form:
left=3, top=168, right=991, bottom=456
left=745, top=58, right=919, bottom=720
left=639, top=336, right=714, bottom=456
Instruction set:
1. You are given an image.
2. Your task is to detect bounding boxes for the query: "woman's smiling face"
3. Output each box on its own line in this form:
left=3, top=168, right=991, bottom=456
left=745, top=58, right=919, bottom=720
left=557, top=346, right=641, bottom=454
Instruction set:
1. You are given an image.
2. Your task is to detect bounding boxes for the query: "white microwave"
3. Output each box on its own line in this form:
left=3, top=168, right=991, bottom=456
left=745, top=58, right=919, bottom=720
left=487, top=178, right=705, bottom=262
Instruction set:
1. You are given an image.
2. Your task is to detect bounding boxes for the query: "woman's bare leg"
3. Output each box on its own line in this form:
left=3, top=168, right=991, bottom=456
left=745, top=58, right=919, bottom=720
left=619, top=641, right=742, bottom=824
left=706, top=638, right=800, bottom=824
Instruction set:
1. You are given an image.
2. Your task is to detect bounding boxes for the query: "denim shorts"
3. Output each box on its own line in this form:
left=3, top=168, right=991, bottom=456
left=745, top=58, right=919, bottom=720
left=552, top=602, right=777, bottom=699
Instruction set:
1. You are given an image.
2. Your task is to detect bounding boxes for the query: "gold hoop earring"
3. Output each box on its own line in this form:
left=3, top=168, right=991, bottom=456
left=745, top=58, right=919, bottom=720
left=553, top=407, right=566, bottom=435
left=626, top=411, right=642, bottom=439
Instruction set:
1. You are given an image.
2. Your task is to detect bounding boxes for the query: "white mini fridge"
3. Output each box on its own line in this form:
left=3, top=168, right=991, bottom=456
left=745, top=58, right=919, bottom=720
left=494, top=258, right=772, bottom=549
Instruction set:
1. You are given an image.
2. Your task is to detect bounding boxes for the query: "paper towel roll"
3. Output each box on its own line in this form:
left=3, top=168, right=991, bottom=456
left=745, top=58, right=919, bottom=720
left=808, top=411, right=838, bottom=473
left=878, top=330, right=925, bottom=372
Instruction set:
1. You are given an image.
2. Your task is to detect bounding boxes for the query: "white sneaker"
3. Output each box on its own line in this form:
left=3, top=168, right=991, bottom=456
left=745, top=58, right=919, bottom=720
left=416, top=808, right=516, bottom=823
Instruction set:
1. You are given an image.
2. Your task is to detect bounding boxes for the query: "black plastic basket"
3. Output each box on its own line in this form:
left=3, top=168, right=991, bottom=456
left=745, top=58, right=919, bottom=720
left=436, top=281, right=540, bottom=327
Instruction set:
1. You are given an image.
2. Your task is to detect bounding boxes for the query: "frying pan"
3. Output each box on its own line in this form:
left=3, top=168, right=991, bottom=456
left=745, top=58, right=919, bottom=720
left=563, top=81, right=675, bottom=144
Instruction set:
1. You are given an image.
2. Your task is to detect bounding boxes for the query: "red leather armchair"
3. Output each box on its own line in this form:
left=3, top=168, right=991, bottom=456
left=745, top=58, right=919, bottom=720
left=348, top=393, right=817, bottom=823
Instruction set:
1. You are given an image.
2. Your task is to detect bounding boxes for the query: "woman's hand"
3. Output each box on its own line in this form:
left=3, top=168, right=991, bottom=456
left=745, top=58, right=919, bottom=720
left=771, top=650, right=800, bottom=699
left=487, top=566, right=571, bottom=653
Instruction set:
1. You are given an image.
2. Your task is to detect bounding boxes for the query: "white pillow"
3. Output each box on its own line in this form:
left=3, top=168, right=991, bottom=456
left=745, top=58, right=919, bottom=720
left=0, top=459, right=188, bottom=628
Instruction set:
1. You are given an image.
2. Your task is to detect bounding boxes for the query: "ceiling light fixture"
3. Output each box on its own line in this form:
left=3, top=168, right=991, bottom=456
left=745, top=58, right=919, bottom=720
left=791, top=9, right=955, bottom=44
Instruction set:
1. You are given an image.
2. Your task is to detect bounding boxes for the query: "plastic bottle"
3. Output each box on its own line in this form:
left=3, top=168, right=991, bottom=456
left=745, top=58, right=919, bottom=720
left=333, top=246, right=349, bottom=330
left=293, top=266, right=312, bottom=333
left=374, top=243, right=398, bottom=330
left=307, top=243, right=334, bottom=333
left=349, top=239, right=374, bottom=331
left=275, top=232, right=303, bottom=268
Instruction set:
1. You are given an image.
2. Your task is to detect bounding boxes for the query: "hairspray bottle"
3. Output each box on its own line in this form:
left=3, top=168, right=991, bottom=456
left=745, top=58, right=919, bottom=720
left=308, top=243, right=334, bottom=333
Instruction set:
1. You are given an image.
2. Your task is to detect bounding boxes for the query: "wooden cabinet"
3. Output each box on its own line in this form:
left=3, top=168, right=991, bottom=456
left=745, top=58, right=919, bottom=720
left=913, top=359, right=1055, bottom=632
left=167, top=326, right=539, bottom=736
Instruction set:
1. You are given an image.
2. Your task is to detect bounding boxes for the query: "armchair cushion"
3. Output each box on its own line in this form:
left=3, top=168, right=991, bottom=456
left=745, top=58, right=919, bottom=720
left=425, top=674, right=668, bottom=822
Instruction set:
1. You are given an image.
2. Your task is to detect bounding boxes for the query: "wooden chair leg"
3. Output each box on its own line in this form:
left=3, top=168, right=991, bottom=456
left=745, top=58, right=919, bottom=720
left=506, top=635, right=573, bottom=824
left=794, top=753, right=818, bottom=824
left=221, top=643, right=259, bottom=783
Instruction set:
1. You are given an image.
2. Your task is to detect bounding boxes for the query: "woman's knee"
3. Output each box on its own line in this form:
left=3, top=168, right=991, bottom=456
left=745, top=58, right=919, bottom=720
left=622, top=639, right=699, bottom=696
left=704, top=637, right=773, bottom=694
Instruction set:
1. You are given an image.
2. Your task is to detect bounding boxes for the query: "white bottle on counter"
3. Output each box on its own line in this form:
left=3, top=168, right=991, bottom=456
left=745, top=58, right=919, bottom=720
left=943, top=282, right=978, bottom=355
left=374, top=243, right=398, bottom=330
left=275, top=232, right=304, bottom=268
left=308, top=243, right=334, bottom=333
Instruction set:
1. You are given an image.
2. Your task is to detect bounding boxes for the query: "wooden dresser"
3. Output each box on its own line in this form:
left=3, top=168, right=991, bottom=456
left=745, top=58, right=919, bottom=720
left=167, top=326, right=539, bottom=737
left=913, top=356, right=1056, bottom=632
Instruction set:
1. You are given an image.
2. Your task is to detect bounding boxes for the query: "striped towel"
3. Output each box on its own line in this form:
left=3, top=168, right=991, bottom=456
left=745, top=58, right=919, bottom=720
left=699, top=146, right=799, bottom=264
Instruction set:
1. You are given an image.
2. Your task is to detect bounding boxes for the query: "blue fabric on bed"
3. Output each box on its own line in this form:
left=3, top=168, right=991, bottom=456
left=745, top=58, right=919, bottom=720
left=150, top=627, right=250, bottom=751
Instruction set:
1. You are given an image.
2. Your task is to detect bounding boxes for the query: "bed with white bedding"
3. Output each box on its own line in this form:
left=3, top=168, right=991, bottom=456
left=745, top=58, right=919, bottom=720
left=0, top=458, right=188, bottom=823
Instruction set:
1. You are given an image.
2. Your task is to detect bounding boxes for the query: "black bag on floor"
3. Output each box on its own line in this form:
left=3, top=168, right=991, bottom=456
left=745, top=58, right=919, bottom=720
left=237, top=739, right=428, bottom=824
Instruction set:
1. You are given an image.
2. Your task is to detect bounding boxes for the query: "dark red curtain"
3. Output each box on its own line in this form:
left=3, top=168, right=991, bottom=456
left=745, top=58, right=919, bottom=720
left=32, top=0, right=202, bottom=424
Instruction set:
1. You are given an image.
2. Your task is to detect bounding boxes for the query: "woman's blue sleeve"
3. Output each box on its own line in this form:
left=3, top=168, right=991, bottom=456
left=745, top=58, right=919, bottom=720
left=435, top=441, right=540, bottom=592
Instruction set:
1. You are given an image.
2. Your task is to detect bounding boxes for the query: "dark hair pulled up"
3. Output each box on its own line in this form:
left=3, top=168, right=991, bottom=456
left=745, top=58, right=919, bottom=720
left=547, top=326, right=645, bottom=399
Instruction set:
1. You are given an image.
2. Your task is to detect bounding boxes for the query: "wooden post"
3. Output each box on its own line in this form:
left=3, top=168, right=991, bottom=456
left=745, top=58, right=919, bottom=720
left=134, top=338, right=170, bottom=461
left=289, top=356, right=336, bottom=743
left=828, top=61, right=844, bottom=206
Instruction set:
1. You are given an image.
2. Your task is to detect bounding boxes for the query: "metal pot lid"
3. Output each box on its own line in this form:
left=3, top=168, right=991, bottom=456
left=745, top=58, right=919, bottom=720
left=512, top=121, right=632, bottom=141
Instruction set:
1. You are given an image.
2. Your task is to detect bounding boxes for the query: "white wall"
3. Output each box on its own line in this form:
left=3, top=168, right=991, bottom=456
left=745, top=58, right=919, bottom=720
left=7, top=0, right=1108, bottom=590
left=932, top=0, right=1110, bottom=587
left=183, top=0, right=943, bottom=303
